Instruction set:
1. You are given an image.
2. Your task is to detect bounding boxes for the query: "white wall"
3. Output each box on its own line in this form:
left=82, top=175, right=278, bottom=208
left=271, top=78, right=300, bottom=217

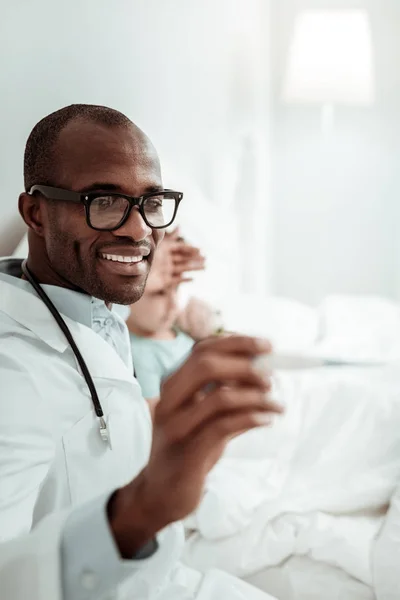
left=3, top=1, right=400, bottom=308
left=0, top=0, right=272, bottom=297
left=270, top=0, right=400, bottom=304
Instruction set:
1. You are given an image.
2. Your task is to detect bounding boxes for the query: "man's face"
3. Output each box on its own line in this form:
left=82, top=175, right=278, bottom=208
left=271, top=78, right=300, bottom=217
left=39, top=119, right=164, bottom=305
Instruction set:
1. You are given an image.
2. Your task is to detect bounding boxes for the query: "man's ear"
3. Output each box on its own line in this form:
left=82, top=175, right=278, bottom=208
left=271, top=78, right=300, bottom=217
left=18, top=193, right=45, bottom=237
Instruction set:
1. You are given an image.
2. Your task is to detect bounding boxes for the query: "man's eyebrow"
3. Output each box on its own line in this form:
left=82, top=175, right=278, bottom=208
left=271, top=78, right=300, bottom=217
left=80, top=183, right=119, bottom=193
left=145, top=185, right=164, bottom=194
left=79, top=183, right=164, bottom=194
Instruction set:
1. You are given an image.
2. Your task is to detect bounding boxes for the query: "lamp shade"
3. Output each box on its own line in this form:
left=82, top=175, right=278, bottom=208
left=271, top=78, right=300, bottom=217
left=283, top=9, right=375, bottom=105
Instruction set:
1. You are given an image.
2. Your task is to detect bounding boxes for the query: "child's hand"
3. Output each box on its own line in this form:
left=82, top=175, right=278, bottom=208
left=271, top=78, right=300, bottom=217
left=166, top=228, right=206, bottom=284
left=177, top=297, right=222, bottom=341
left=149, top=228, right=205, bottom=289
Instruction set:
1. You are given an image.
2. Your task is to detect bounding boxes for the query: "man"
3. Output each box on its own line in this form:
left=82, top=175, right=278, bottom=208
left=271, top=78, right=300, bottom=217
left=0, top=104, right=281, bottom=600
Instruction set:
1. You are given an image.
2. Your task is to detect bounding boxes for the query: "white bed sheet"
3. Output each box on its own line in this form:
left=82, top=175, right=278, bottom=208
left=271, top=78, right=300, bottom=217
left=243, top=557, right=374, bottom=600
left=183, top=367, right=400, bottom=599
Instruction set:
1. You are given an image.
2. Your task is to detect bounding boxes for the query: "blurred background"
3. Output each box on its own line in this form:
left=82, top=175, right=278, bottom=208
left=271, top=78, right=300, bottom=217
left=1, top=0, right=399, bottom=314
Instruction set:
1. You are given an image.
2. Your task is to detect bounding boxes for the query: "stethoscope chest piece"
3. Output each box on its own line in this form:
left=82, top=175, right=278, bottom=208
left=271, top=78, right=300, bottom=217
left=99, top=417, right=109, bottom=443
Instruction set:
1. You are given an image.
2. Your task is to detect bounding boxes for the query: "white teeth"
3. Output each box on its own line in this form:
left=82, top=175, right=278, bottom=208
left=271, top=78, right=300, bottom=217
left=100, top=253, right=143, bottom=264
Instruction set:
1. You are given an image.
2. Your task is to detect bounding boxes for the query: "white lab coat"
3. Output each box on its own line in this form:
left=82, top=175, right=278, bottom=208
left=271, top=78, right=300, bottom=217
left=0, top=277, right=275, bottom=600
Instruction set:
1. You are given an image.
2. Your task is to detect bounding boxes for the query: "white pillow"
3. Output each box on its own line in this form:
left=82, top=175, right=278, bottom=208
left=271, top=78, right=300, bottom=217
left=317, top=294, right=400, bottom=360
left=221, top=294, right=319, bottom=352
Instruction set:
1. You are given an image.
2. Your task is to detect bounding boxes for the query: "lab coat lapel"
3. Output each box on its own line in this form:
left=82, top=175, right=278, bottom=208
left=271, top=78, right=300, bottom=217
left=62, top=316, right=135, bottom=385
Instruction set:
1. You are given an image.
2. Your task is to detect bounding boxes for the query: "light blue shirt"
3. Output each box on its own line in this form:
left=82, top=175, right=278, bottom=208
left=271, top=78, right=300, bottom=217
left=0, top=264, right=149, bottom=600
left=130, top=330, right=195, bottom=398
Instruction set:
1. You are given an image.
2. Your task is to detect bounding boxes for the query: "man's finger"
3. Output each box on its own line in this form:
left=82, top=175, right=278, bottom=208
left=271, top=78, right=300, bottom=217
left=192, top=334, right=272, bottom=357
left=189, top=410, right=274, bottom=461
left=159, top=349, right=272, bottom=415
left=160, top=386, right=282, bottom=443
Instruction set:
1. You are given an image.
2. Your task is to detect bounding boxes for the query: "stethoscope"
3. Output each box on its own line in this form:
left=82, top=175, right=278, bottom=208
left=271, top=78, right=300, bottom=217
left=21, top=260, right=109, bottom=443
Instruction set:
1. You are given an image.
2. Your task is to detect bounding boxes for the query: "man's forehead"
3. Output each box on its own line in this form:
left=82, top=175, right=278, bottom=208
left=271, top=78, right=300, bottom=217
left=57, top=119, right=156, bottom=159
left=54, top=119, right=162, bottom=191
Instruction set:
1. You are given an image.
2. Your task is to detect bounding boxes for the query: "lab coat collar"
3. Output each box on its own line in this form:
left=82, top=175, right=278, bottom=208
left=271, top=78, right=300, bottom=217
left=0, top=258, right=135, bottom=384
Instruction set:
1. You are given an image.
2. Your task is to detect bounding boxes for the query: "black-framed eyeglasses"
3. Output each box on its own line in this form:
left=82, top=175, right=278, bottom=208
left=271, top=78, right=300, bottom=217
left=28, top=185, right=183, bottom=231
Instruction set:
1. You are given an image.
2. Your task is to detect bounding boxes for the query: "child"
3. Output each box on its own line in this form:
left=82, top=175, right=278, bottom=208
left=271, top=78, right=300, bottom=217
left=126, top=277, right=194, bottom=399
left=126, top=238, right=220, bottom=402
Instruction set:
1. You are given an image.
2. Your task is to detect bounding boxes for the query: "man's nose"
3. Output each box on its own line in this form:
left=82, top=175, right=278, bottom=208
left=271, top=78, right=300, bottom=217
left=113, top=206, right=152, bottom=241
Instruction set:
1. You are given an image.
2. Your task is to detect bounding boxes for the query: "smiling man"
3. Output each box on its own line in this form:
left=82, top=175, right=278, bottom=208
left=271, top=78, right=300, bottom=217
left=0, top=105, right=280, bottom=600
left=22, top=107, right=179, bottom=304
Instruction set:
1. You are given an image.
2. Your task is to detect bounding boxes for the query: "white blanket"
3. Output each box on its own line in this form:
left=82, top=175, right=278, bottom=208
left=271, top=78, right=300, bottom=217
left=183, top=367, right=400, bottom=598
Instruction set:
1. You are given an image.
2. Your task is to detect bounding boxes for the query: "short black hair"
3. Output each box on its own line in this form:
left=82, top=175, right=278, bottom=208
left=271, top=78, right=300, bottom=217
left=24, top=104, right=132, bottom=191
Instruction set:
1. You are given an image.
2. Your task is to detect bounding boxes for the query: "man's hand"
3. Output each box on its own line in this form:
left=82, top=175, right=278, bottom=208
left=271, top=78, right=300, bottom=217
left=109, top=336, right=283, bottom=557
left=146, top=396, right=160, bottom=421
